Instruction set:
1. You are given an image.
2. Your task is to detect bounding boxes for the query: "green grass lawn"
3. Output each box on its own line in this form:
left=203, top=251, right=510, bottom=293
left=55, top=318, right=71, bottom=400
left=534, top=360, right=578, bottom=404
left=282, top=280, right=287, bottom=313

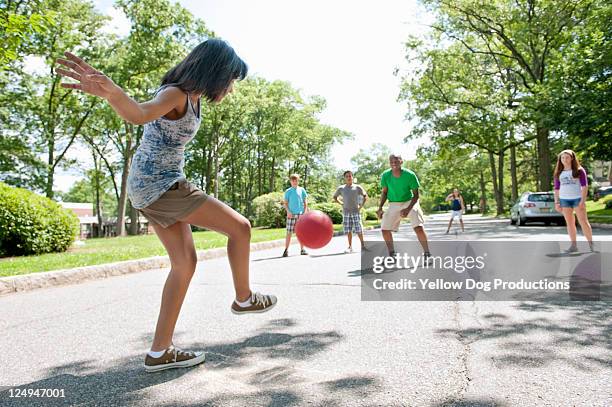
left=0, top=220, right=381, bottom=277
left=586, top=199, right=612, bottom=224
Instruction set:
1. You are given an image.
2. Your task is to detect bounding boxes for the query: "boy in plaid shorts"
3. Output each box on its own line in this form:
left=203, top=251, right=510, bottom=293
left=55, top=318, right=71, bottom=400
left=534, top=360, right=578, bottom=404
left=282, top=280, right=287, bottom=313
left=333, top=170, right=368, bottom=253
left=282, top=174, right=308, bottom=257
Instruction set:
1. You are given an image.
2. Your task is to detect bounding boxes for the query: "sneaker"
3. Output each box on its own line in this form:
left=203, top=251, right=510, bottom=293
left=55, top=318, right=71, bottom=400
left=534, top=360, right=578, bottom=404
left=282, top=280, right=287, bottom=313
left=282, top=249, right=288, bottom=257
left=589, top=242, right=594, bottom=252
left=231, top=292, right=278, bottom=315
left=144, top=345, right=205, bottom=373
left=300, top=248, right=308, bottom=255
left=423, top=252, right=434, bottom=265
left=344, top=247, right=354, bottom=254
left=564, top=245, right=578, bottom=254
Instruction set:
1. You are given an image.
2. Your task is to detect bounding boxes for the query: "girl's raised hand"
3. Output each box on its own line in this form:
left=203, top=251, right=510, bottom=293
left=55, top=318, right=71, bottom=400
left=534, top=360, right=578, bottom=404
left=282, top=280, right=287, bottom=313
left=55, top=52, right=119, bottom=99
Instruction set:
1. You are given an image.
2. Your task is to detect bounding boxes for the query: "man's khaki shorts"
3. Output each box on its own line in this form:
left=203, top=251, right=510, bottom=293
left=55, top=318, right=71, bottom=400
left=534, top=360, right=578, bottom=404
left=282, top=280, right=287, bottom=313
left=381, top=201, right=425, bottom=231
left=139, top=180, right=209, bottom=228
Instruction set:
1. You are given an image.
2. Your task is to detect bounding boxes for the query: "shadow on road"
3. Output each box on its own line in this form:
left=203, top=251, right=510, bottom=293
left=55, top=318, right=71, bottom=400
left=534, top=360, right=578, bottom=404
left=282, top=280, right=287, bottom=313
left=0, top=319, right=384, bottom=406
left=309, top=252, right=351, bottom=258
left=430, top=399, right=509, bottom=407
left=436, top=298, right=611, bottom=371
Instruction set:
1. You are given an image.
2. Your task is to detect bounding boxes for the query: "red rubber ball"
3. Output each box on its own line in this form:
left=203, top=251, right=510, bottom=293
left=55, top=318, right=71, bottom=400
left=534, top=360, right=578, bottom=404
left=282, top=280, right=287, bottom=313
left=295, top=210, right=334, bottom=249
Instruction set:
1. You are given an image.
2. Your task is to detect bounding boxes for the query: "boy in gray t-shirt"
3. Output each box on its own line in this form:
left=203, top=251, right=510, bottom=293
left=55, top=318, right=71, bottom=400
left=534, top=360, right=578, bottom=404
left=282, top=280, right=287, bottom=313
left=333, top=170, right=368, bottom=253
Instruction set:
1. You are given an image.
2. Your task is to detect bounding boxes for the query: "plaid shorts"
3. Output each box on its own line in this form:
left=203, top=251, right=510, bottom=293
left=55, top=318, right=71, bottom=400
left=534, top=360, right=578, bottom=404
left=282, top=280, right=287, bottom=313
left=286, top=214, right=302, bottom=233
left=343, top=212, right=363, bottom=233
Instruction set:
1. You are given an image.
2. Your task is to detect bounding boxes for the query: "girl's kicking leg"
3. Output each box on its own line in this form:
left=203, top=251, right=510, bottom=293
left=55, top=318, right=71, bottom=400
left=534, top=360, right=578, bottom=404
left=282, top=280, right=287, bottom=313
left=180, top=197, right=277, bottom=313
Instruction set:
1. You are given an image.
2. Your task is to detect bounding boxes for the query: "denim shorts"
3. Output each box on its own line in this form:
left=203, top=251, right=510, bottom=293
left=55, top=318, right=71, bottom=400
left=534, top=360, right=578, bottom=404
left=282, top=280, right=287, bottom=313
left=559, top=198, right=581, bottom=208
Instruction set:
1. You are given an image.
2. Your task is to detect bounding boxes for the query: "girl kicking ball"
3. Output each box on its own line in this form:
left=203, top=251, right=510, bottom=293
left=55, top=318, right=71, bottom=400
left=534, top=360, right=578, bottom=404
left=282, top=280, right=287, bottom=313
left=56, top=39, right=277, bottom=373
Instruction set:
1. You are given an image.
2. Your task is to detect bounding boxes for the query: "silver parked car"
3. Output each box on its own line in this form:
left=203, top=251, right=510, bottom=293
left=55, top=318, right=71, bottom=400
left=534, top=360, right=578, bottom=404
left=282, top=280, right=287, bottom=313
left=510, top=192, right=565, bottom=226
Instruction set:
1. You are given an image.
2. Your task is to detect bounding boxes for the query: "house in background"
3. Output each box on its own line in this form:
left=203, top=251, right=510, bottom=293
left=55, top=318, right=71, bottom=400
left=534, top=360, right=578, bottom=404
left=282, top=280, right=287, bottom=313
left=60, top=202, right=98, bottom=239
left=59, top=202, right=152, bottom=238
left=591, top=160, right=611, bottom=186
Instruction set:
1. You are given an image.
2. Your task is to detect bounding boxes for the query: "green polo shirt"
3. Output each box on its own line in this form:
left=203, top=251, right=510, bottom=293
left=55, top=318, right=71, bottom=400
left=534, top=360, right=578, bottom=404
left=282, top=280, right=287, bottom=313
left=380, top=168, right=420, bottom=202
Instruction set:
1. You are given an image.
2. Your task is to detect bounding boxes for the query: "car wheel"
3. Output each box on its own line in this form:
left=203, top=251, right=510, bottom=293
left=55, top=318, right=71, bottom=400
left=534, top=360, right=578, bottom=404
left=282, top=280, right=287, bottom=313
left=510, top=217, right=516, bottom=225
left=518, top=216, right=527, bottom=226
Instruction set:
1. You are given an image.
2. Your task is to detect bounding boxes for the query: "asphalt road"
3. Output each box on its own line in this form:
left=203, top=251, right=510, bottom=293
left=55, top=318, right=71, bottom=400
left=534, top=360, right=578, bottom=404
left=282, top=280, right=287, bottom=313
left=0, top=215, right=610, bottom=406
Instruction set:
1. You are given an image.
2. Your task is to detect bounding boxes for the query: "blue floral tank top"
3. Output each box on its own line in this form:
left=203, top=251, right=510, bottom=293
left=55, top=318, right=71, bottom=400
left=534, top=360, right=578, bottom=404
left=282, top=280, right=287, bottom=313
left=127, top=84, right=201, bottom=209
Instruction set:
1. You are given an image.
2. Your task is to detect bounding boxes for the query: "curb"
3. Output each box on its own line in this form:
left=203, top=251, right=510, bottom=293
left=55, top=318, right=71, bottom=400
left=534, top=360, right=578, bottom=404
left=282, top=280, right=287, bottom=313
left=0, top=238, right=287, bottom=297
left=591, top=222, right=612, bottom=230
left=0, top=225, right=382, bottom=297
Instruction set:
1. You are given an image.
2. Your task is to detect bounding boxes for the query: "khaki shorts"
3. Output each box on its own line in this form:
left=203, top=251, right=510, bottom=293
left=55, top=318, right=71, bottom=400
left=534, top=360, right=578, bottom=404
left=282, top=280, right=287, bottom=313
left=381, top=201, right=425, bottom=231
left=139, top=180, right=208, bottom=228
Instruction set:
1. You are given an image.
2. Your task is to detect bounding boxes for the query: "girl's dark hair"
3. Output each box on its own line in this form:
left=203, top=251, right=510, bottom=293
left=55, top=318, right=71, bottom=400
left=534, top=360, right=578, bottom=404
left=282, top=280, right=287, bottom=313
left=343, top=170, right=353, bottom=177
left=161, top=39, right=247, bottom=102
left=553, top=149, right=581, bottom=179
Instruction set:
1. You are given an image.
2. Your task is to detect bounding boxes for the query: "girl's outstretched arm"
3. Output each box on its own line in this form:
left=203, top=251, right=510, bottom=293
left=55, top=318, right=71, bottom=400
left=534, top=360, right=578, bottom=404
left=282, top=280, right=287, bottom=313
left=56, top=52, right=183, bottom=125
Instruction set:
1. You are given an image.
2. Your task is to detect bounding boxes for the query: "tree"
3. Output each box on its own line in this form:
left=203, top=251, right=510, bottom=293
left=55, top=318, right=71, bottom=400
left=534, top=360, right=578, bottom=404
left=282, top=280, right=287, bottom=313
left=420, top=0, right=597, bottom=190
left=350, top=143, right=393, bottom=196
left=19, top=0, right=108, bottom=199
left=0, top=0, right=54, bottom=69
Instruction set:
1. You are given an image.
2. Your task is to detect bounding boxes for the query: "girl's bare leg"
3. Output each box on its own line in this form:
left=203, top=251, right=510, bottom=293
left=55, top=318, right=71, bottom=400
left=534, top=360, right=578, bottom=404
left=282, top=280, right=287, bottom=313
left=180, top=197, right=252, bottom=302
left=562, top=208, right=577, bottom=245
left=150, top=222, right=197, bottom=351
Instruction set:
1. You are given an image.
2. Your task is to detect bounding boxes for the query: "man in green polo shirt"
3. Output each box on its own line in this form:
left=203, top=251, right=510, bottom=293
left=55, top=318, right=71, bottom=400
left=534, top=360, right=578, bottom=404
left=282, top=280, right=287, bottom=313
left=376, top=153, right=431, bottom=258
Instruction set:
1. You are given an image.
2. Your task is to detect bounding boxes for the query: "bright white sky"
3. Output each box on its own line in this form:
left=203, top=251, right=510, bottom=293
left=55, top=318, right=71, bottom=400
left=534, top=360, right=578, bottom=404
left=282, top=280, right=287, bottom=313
left=51, top=0, right=433, bottom=192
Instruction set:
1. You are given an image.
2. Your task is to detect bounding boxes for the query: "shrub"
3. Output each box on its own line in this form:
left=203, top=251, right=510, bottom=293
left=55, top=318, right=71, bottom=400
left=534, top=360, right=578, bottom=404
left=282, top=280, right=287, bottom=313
left=0, top=183, right=79, bottom=256
left=252, top=192, right=286, bottom=228
left=310, top=202, right=343, bottom=224
left=365, top=207, right=378, bottom=220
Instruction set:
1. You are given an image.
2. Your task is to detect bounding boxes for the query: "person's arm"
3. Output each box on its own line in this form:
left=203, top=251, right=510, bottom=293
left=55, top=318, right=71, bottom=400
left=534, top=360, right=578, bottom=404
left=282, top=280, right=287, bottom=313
left=377, top=187, right=388, bottom=219
left=283, top=191, right=293, bottom=217
left=332, top=188, right=342, bottom=205
left=445, top=193, right=453, bottom=202
left=460, top=196, right=465, bottom=212
left=361, top=194, right=368, bottom=209
left=578, top=168, right=588, bottom=209
left=400, top=190, right=419, bottom=217
left=358, top=186, right=367, bottom=209
left=56, top=52, right=183, bottom=125
left=554, top=176, right=561, bottom=213
left=284, top=200, right=293, bottom=217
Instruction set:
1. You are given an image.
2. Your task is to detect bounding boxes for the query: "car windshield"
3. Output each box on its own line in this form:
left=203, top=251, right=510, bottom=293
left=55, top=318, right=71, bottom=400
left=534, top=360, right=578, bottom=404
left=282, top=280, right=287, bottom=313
left=528, top=194, right=554, bottom=202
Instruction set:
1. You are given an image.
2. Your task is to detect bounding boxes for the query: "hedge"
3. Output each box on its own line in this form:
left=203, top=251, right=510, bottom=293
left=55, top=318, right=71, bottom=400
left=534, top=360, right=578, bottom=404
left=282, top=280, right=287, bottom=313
left=252, top=192, right=286, bottom=228
left=0, top=183, right=79, bottom=256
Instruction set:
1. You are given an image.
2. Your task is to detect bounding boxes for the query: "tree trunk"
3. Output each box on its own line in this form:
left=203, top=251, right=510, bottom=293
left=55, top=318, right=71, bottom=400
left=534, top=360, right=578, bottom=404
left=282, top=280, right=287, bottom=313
left=536, top=124, right=552, bottom=191
left=510, top=144, right=518, bottom=203
left=46, top=137, right=55, bottom=199
left=488, top=151, right=499, bottom=214
left=608, top=161, right=612, bottom=184
left=214, top=150, right=219, bottom=198
left=129, top=203, right=139, bottom=235
left=205, top=148, right=213, bottom=194
left=116, top=136, right=132, bottom=237
left=269, top=156, right=276, bottom=192
left=200, top=146, right=206, bottom=190
left=93, top=152, right=103, bottom=238
left=479, top=170, right=487, bottom=214
left=497, top=150, right=505, bottom=215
